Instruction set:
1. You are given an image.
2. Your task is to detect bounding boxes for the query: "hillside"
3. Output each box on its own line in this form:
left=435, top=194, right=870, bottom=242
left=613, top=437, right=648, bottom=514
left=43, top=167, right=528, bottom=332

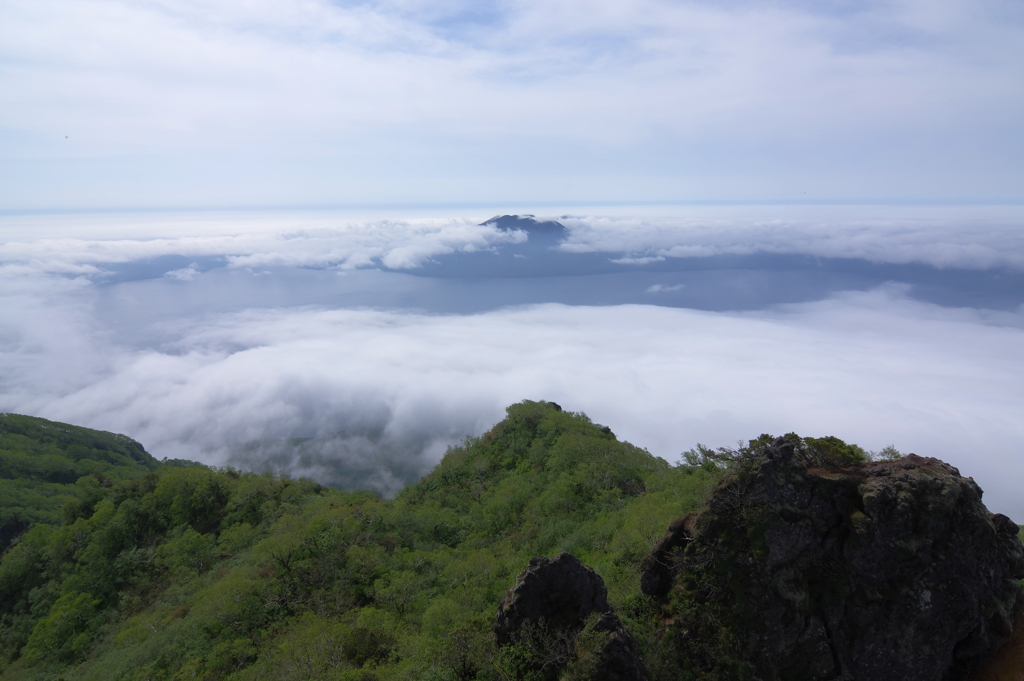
left=0, top=413, right=172, bottom=556
left=0, top=402, right=724, bottom=680
left=0, top=403, right=1020, bottom=681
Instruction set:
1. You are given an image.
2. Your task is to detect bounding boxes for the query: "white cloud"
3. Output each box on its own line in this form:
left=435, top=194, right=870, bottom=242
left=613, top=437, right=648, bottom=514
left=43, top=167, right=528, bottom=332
left=614, top=256, right=667, bottom=266
left=0, top=215, right=523, bottom=275
left=165, top=265, right=200, bottom=281
left=646, top=284, right=684, bottom=293
left=558, top=209, right=1024, bottom=270
left=2, top=209, right=1022, bottom=513
left=4, top=208, right=1024, bottom=275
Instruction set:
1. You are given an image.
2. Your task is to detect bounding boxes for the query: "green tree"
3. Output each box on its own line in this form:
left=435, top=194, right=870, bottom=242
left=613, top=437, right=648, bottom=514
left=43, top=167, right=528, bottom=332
left=22, top=591, right=102, bottom=664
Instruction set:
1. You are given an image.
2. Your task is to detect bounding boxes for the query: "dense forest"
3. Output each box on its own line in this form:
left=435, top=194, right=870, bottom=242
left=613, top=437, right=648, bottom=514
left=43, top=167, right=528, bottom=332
left=0, top=404, right=1020, bottom=681
left=0, top=402, right=724, bottom=680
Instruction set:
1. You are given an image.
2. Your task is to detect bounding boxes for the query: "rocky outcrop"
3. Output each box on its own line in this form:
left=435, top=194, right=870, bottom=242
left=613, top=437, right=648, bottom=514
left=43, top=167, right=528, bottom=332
left=643, top=440, right=1024, bottom=681
left=495, top=552, right=648, bottom=681
left=639, top=512, right=698, bottom=599
left=495, top=553, right=608, bottom=645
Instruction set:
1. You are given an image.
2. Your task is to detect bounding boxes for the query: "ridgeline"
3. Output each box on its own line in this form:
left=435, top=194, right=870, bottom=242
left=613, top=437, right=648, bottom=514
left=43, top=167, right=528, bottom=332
left=0, top=403, right=1021, bottom=680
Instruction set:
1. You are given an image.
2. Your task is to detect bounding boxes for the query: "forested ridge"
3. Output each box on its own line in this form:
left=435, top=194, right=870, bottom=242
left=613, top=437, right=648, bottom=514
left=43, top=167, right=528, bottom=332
left=0, top=402, right=726, bottom=680
left=0, top=413, right=201, bottom=557
left=1, top=403, right=1021, bottom=681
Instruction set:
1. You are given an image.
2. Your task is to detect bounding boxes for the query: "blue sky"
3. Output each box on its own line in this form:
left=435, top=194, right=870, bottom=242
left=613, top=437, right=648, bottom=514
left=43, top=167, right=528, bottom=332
left=2, top=0, right=1023, bottom=209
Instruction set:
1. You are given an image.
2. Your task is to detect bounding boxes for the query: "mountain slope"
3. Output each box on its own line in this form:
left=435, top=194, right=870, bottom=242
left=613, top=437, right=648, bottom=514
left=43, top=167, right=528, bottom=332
left=0, top=413, right=168, bottom=555
left=0, top=401, right=722, bottom=681
left=5, top=403, right=1015, bottom=681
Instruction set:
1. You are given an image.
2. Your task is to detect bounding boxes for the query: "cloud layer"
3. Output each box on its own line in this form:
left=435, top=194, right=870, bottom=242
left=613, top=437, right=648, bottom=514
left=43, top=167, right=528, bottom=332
left=2, top=210, right=1022, bottom=517
left=3, top=206, right=1024, bottom=276
left=559, top=211, right=1024, bottom=271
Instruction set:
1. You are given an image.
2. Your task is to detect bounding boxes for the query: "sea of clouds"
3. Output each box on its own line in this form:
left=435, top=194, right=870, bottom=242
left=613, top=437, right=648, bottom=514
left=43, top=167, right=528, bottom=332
left=2, top=207, right=1023, bottom=516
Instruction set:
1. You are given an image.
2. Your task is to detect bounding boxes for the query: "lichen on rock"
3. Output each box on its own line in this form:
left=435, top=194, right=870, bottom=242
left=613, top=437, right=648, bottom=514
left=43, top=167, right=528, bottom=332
left=494, top=552, right=648, bottom=681
left=642, top=437, right=1024, bottom=681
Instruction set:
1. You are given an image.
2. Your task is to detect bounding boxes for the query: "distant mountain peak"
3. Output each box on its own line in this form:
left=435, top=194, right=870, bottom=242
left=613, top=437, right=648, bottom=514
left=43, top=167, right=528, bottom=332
left=480, top=214, right=566, bottom=236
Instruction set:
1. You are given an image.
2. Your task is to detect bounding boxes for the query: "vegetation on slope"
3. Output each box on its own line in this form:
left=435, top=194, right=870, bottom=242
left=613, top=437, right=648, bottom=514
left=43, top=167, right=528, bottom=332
left=0, top=402, right=937, bottom=681
left=0, top=413, right=179, bottom=556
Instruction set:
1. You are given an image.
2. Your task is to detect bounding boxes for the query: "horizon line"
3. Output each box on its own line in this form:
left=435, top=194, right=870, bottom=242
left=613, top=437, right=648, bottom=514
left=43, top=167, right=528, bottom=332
left=3, top=198, right=1024, bottom=217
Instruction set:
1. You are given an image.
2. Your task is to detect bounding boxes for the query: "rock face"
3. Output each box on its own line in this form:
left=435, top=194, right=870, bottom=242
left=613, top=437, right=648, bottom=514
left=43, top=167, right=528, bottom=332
left=495, top=552, right=648, bottom=681
left=642, top=440, right=1024, bottom=681
left=640, top=512, right=698, bottom=599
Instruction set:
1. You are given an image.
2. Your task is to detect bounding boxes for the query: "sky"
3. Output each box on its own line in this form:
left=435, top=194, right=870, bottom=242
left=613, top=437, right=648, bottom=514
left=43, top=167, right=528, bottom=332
left=2, top=0, right=1024, bottom=208
left=1, top=2, right=1023, bottom=518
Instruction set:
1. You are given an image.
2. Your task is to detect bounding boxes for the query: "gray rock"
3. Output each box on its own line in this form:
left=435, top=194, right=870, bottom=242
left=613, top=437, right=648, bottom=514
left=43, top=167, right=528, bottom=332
left=640, top=512, right=698, bottom=599
left=495, top=552, right=648, bottom=681
left=644, top=439, right=1024, bottom=681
